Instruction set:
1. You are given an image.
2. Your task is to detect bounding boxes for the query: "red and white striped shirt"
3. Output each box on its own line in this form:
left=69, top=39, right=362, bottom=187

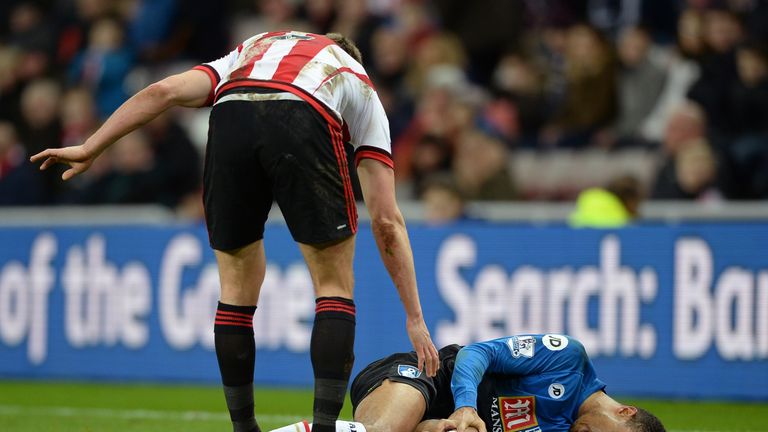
left=193, top=31, right=393, bottom=168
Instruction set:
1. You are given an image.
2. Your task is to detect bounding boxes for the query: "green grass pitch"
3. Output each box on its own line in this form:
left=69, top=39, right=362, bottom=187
left=0, top=380, right=766, bottom=432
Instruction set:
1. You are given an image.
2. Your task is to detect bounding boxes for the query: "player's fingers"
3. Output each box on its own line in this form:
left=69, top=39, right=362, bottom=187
left=426, top=354, right=435, bottom=377
left=468, top=417, right=486, bottom=432
left=416, top=345, right=427, bottom=373
left=423, top=343, right=437, bottom=377
left=40, top=157, right=60, bottom=171
left=437, top=419, right=458, bottom=431
left=430, top=344, right=440, bottom=375
left=62, top=168, right=78, bottom=181
left=29, top=149, right=52, bottom=163
left=457, top=421, right=472, bottom=432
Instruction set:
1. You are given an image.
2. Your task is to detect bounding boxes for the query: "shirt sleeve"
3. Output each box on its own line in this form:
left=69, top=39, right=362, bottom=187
left=451, top=335, right=588, bottom=410
left=192, top=47, right=240, bottom=106
left=341, top=78, right=393, bottom=169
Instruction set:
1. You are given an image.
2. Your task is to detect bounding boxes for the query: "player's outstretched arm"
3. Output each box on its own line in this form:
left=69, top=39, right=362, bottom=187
left=30, top=69, right=212, bottom=180
left=357, top=158, right=440, bottom=377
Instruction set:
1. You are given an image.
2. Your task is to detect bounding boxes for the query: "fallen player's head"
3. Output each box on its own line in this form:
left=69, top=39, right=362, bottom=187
left=571, top=405, right=666, bottom=432
left=625, top=407, right=666, bottom=432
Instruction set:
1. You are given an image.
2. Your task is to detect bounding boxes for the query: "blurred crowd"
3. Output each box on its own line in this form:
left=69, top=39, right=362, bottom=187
left=1, top=0, right=767, bottom=221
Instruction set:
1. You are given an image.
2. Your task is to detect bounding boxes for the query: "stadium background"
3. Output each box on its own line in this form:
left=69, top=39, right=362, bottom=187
left=1, top=0, right=767, bottom=431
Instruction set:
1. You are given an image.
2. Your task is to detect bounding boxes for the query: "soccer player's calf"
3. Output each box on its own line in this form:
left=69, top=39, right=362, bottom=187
left=310, top=297, right=357, bottom=432
left=214, top=302, right=260, bottom=432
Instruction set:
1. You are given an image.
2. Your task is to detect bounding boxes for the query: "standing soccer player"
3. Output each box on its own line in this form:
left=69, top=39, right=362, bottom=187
left=31, top=31, right=440, bottom=432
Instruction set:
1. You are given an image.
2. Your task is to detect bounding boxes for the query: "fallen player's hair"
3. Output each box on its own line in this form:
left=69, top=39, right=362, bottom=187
left=626, top=407, right=666, bottom=432
left=326, top=33, right=363, bottom=64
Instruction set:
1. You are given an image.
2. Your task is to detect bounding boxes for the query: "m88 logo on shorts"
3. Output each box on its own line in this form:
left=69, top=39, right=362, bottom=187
left=499, top=396, right=539, bottom=432
left=397, top=364, right=421, bottom=379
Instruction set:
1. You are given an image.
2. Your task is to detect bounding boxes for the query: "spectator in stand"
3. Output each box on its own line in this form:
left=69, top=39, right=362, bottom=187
left=393, top=65, right=478, bottom=183
left=0, top=47, right=23, bottom=125
left=330, top=0, right=384, bottom=63
left=60, top=87, right=99, bottom=149
left=533, top=22, right=569, bottom=115
left=729, top=43, right=768, bottom=137
left=740, top=0, right=768, bottom=42
left=0, top=1, right=17, bottom=37
left=75, top=0, right=114, bottom=22
left=640, top=8, right=704, bottom=143
left=489, top=54, right=548, bottom=147
left=613, top=25, right=666, bottom=147
left=69, top=16, right=134, bottom=118
left=124, top=0, right=229, bottom=64
left=652, top=138, right=720, bottom=201
left=0, top=121, right=45, bottom=205
left=18, top=78, right=62, bottom=159
left=585, top=0, right=644, bottom=37
left=391, top=0, right=437, bottom=51
left=687, top=7, right=743, bottom=135
left=675, top=7, right=707, bottom=60
left=453, top=129, right=516, bottom=201
left=405, top=32, right=466, bottom=98
left=410, top=134, right=452, bottom=198
left=55, top=0, right=120, bottom=68
left=421, top=174, right=468, bottom=225
left=524, top=0, right=586, bottom=31
left=659, top=102, right=707, bottom=155
left=432, top=0, right=524, bottom=84
left=231, top=0, right=311, bottom=47
left=544, top=24, right=617, bottom=148
left=6, top=2, right=54, bottom=82
left=123, top=0, right=176, bottom=62
left=305, top=0, right=336, bottom=35
left=143, top=111, right=201, bottom=209
left=652, top=103, right=720, bottom=201
left=570, top=175, right=643, bottom=228
left=369, top=26, right=413, bottom=140
left=73, top=130, right=162, bottom=204
left=369, top=26, right=409, bottom=87
left=722, top=42, right=768, bottom=198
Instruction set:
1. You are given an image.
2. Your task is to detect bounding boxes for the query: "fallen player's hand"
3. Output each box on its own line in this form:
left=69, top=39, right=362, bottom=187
left=406, top=317, right=440, bottom=377
left=448, top=407, right=486, bottom=432
left=414, top=419, right=458, bottom=432
left=30, top=144, right=95, bottom=180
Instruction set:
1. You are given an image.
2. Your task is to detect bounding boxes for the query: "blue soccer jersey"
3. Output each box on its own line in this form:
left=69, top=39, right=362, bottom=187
left=451, top=334, right=606, bottom=432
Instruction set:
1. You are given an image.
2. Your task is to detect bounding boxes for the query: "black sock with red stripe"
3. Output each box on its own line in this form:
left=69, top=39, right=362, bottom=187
left=214, top=302, right=260, bottom=432
left=311, top=297, right=356, bottom=432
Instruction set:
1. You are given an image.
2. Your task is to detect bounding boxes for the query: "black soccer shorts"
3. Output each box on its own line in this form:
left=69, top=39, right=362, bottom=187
left=203, top=88, right=358, bottom=250
left=350, top=344, right=462, bottom=419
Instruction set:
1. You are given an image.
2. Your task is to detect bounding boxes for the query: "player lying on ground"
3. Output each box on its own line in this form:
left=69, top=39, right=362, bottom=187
left=273, top=334, right=666, bottom=432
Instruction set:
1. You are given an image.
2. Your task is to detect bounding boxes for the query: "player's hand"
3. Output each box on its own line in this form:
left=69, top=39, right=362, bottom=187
left=30, top=144, right=96, bottom=180
left=448, top=407, right=486, bottom=432
left=406, top=317, right=439, bottom=377
left=414, top=419, right=459, bottom=432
